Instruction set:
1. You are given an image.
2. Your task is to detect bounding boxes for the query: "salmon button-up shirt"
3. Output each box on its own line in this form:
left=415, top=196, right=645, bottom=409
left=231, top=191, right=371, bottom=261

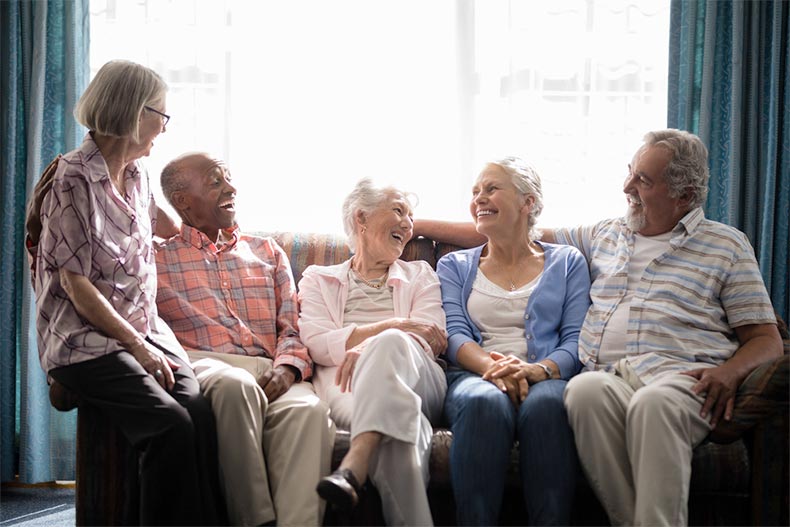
left=155, top=224, right=311, bottom=380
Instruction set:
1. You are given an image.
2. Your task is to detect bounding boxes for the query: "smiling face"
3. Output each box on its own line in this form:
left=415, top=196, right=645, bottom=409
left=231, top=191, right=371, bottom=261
left=470, top=163, right=531, bottom=239
left=623, top=145, right=690, bottom=236
left=174, top=153, right=237, bottom=242
left=133, top=99, right=168, bottom=157
left=356, top=193, right=414, bottom=265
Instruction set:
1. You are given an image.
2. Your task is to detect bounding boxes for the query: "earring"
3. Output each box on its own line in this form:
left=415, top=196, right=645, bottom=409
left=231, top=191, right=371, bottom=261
left=361, top=226, right=367, bottom=234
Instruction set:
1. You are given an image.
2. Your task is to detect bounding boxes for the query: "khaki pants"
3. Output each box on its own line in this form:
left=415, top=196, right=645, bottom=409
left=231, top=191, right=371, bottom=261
left=564, top=361, right=712, bottom=526
left=190, top=350, right=335, bottom=527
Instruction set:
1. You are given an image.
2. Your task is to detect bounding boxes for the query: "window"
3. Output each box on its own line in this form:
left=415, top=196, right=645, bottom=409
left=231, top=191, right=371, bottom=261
left=90, top=0, right=669, bottom=234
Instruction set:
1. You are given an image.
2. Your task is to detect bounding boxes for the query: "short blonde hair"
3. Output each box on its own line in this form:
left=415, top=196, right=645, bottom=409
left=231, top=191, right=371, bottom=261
left=73, top=60, right=167, bottom=142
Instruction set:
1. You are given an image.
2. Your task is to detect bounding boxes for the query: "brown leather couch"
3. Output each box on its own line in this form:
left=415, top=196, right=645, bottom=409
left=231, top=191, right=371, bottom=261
left=52, top=232, right=789, bottom=526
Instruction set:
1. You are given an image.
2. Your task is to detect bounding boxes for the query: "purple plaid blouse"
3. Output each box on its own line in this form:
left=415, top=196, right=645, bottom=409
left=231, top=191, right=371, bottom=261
left=35, top=134, right=159, bottom=373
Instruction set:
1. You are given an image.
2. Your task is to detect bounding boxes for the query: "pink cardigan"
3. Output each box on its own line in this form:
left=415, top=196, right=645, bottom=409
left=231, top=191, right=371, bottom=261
left=297, top=258, right=446, bottom=372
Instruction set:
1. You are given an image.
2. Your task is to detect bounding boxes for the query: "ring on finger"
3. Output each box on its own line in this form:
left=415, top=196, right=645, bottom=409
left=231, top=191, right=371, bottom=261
left=154, top=369, right=163, bottom=379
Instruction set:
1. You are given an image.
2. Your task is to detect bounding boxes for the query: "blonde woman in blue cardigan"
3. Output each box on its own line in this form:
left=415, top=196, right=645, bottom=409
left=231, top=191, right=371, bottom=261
left=436, top=157, right=591, bottom=526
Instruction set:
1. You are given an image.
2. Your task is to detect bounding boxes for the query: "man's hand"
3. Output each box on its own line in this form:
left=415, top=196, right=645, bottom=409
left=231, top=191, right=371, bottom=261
left=258, top=365, right=297, bottom=402
left=682, top=363, right=740, bottom=428
left=683, top=322, right=783, bottom=429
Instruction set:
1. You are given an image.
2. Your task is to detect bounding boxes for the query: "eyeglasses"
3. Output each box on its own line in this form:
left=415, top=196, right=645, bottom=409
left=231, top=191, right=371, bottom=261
left=144, top=106, right=170, bottom=126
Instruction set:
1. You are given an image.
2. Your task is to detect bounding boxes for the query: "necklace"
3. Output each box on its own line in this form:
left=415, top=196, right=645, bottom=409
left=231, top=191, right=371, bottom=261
left=351, top=267, right=388, bottom=289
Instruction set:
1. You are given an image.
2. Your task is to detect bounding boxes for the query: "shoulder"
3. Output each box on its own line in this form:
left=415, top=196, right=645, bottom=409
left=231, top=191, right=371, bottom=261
left=154, top=230, right=188, bottom=247
left=438, top=245, right=482, bottom=267
left=302, top=261, right=348, bottom=279
left=540, top=241, right=584, bottom=259
left=237, top=232, right=285, bottom=256
left=394, top=258, right=435, bottom=277
left=693, top=218, right=752, bottom=248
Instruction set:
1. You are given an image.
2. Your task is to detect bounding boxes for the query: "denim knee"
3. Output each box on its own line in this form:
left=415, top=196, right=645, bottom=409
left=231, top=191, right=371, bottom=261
left=445, top=371, right=515, bottom=432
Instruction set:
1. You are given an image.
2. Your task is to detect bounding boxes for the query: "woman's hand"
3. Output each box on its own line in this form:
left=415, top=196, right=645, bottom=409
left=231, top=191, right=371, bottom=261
left=480, top=352, right=528, bottom=405
left=392, top=318, right=447, bottom=357
left=484, top=353, right=552, bottom=385
left=127, top=339, right=179, bottom=391
left=335, top=342, right=367, bottom=393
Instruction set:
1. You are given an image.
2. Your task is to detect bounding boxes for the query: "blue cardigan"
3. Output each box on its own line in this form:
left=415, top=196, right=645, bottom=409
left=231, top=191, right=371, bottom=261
left=436, top=241, right=591, bottom=379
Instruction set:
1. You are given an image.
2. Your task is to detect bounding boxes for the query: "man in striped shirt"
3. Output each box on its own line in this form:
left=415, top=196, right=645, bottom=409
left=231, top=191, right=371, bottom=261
left=554, top=130, right=781, bottom=526
left=412, top=129, right=782, bottom=526
left=155, top=153, right=334, bottom=527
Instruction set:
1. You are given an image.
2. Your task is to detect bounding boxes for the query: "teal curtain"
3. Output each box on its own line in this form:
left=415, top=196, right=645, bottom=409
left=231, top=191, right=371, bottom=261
left=1, top=0, right=89, bottom=482
left=668, top=0, right=789, bottom=322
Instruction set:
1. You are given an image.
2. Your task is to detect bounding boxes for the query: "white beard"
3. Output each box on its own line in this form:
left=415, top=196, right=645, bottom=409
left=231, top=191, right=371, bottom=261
left=625, top=206, right=646, bottom=232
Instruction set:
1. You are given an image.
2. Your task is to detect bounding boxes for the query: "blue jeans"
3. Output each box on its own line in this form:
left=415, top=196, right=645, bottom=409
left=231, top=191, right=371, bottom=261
left=444, top=369, right=578, bottom=526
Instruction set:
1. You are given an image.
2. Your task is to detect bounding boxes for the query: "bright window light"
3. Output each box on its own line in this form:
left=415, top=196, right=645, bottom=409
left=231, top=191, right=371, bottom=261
left=89, top=0, right=669, bottom=234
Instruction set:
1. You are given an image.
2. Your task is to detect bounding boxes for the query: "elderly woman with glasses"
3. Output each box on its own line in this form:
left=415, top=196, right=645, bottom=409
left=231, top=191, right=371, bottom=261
left=437, top=157, right=591, bottom=526
left=298, top=178, right=447, bottom=526
left=31, top=60, right=223, bottom=525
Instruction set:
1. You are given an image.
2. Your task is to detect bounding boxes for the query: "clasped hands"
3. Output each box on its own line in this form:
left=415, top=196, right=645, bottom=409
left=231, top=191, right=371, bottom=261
left=482, top=352, right=549, bottom=406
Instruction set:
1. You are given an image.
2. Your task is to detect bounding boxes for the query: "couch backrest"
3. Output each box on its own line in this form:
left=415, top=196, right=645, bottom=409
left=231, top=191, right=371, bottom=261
left=252, top=232, right=464, bottom=287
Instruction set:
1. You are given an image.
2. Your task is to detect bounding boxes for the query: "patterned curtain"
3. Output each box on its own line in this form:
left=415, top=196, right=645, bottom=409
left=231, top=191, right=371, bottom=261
left=667, top=0, right=789, bottom=322
left=0, top=0, right=89, bottom=482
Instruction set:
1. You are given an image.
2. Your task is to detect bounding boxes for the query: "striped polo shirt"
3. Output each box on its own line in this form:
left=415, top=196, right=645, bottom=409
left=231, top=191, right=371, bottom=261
left=555, top=208, right=776, bottom=384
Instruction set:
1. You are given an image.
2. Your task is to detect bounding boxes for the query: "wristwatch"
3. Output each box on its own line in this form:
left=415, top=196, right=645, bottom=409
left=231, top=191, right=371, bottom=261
left=536, top=362, right=553, bottom=380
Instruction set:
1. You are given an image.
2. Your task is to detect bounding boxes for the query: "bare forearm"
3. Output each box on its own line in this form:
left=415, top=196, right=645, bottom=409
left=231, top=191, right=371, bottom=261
left=538, top=228, right=556, bottom=243
left=726, top=326, right=783, bottom=384
left=59, top=268, right=145, bottom=350
left=456, top=341, right=495, bottom=375
left=412, top=219, right=485, bottom=248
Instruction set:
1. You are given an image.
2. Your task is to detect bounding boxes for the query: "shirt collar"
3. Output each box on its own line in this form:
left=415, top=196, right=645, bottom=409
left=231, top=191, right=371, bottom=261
left=321, top=257, right=412, bottom=285
left=619, top=207, right=704, bottom=239
left=179, top=223, right=240, bottom=252
left=81, top=132, right=141, bottom=184
left=676, top=207, right=704, bottom=235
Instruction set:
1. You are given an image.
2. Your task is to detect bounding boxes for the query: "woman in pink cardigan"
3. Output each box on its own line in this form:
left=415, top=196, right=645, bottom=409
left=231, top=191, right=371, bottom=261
left=298, top=178, right=447, bottom=526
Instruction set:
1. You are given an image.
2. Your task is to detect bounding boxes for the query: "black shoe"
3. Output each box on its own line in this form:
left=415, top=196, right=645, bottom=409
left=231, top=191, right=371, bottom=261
left=316, top=468, right=362, bottom=511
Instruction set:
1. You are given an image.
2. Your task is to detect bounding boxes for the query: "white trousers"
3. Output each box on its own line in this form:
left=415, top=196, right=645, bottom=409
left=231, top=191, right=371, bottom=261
left=190, top=351, right=335, bottom=527
left=317, top=329, right=447, bottom=526
left=564, top=363, right=712, bottom=527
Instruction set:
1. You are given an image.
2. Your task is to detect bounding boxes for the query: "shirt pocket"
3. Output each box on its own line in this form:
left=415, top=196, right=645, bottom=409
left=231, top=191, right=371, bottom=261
left=237, top=276, right=277, bottom=330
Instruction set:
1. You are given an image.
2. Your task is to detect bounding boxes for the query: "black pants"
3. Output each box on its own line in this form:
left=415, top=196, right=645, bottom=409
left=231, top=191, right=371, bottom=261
left=50, top=348, right=226, bottom=526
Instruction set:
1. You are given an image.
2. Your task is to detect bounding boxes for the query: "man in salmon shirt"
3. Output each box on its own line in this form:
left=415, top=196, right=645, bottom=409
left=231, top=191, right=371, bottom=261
left=155, top=152, right=335, bottom=527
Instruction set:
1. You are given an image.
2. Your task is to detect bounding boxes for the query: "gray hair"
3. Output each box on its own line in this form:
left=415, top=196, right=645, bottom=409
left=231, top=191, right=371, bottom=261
left=73, top=60, right=168, bottom=143
left=488, top=156, right=544, bottom=239
left=342, top=178, right=415, bottom=252
left=160, top=155, right=195, bottom=211
left=643, top=129, right=709, bottom=209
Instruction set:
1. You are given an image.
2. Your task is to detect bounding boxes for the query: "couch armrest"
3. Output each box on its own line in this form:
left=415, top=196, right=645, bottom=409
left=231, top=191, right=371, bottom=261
left=708, top=354, right=789, bottom=444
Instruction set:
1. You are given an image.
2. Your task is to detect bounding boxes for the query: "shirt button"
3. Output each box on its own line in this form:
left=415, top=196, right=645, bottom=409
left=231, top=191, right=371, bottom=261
left=530, top=354, right=536, bottom=360
left=139, top=284, right=146, bottom=291
left=222, top=281, right=228, bottom=287
left=526, top=334, right=532, bottom=340
left=524, top=314, right=530, bottom=320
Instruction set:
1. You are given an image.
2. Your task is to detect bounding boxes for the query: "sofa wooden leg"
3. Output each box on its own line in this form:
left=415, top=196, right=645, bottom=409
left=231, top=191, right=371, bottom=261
left=75, top=405, right=139, bottom=526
